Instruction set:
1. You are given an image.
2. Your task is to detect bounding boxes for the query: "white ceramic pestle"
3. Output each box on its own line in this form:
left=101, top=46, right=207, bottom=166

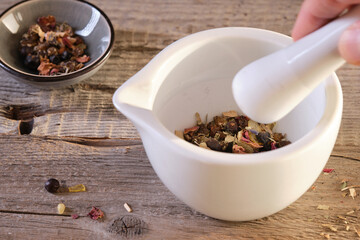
left=232, top=6, right=360, bottom=124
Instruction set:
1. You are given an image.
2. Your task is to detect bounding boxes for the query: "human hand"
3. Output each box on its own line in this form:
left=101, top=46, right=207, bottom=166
left=292, top=0, right=360, bottom=65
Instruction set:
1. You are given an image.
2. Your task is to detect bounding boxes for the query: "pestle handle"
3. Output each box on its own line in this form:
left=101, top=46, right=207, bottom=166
left=232, top=5, right=360, bottom=124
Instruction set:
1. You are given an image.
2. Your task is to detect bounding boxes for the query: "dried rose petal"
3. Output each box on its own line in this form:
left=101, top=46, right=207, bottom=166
left=62, top=37, right=74, bottom=49
left=75, top=55, right=90, bottom=63
left=184, top=126, right=199, bottom=134
left=88, top=206, right=104, bottom=220
left=232, top=144, right=246, bottom=154
left=72, top=214, right=79, bottom=219
left=323, top=168, right=334, bottom=173
left=37, top=61, right=57, bottom=75
left=37, top=16, right=56, bottom=32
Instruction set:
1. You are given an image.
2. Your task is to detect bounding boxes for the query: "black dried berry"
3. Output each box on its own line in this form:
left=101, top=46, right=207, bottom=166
left=225, top=120, right=238, bottom=134
left=206, top=138, right=222, bottom=151
left=45, top=178, right=60, bottom=193
left=256, top=131, right=271, bottom=145
left=235, top=115, right=248, bottom=129
left=61, top=51, right=72, bottom=60
left=24, top=55, right=40, bottom=70
left=49, top=55, right=61, bottom=64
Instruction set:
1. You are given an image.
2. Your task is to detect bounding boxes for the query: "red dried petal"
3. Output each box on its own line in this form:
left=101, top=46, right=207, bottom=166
left=71, top=214, right=79, bottom=219
left=232, top=144, right=246, bottom=154
left=87, top=206, right=104, bottom=220
left=37, top=61, right=56, bottom=75
left=75, top=55, right=91, bottom=63
left=62, top=37, right=74, bottom=49
left=37, top=16, right=56, bottom=32
left=50, top=68, right=60, bottom=75
left=323, top=168, right=334, bottom=173
left=271, top=141, right=277, bottom=150
left=184, top=126, right=199, bottom=134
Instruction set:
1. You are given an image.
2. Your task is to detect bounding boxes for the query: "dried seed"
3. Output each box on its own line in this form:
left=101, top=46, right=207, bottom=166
left=45, top=178, right=60, bottom=193
left=57, top=203, right=66, bottom=214
left=124, top=203, right=133, bottom=213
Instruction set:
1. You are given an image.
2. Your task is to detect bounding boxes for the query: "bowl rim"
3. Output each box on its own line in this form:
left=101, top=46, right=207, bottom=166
left=113, top=27, right=343, bottom=166
left=0, top=0, right=115, bottom=82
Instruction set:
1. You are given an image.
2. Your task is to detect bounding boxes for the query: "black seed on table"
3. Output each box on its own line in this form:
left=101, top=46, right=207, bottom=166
left=45, top=178, right=60, bottom=193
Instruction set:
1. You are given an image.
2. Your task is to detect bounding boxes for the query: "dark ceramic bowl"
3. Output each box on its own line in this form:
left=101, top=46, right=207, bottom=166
left=0, top=0, right=114, bottom=88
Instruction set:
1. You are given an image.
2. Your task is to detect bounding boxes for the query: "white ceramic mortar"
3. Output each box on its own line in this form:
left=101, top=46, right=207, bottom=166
left=113, top=28, right=342, bottom=221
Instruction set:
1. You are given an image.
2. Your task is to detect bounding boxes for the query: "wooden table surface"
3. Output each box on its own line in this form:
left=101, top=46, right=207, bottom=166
left=1, top=0, right=360, bottom=239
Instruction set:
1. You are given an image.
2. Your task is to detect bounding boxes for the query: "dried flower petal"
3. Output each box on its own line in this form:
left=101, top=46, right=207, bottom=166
left=72, top=214, right=79, bottom=219
left=317, top=205, right=330, bottom=210
left=68, top=184, right=86, bottom=193
left=349, top=188, right=356, bottom=199
left=195, top=112, right=202, bottom=125
left=184, top=126, right=199, bottom=134
left=88, top=206, right=104, bottom=220
left=222, top=110, right=238, bottom=118
left=323, top=168, right=334, bottom=173
left=76, top=55, right=91, bottom=63
left=175, top=130, right=184, bottom=139
left=37, top=61, right=57, bottom=75
left=232, top=144, right=246, bottom=154
left=320, top=233, right=330, bottom=239
left=322, top=224, right=337, bottom=232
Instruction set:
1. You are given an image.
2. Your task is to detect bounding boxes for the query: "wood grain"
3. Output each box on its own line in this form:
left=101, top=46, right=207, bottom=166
left=0, top=0, right=360, bottom=239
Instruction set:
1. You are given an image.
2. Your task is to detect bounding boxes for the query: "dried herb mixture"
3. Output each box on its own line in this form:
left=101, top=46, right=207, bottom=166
left=19, top=15, right=90, bottom=75
left=176, top=111, right=291, bottom=153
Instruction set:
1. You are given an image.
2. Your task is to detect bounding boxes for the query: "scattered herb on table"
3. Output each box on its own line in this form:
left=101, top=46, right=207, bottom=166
left=57, top=203, right=66, bottom=214
left=124, top=202, right=133, bottom=213
left=44, top=178, right=86, bottom=193
left=177, top=111, right=291, bottom=153
left=88, top=206, right=104, bottom=220
left=19, top=15, right=90, bottom=75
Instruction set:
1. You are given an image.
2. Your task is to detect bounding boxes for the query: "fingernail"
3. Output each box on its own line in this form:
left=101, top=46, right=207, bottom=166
left=339, top=21, right=360, bottom=65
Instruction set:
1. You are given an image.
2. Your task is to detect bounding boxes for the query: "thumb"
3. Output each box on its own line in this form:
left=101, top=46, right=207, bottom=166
left=339, top=20, right=360, bottom=65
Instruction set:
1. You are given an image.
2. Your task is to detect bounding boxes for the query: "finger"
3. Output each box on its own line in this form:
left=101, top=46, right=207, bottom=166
left=292, top=0, right=352, bottom=40
left=338, top=20, right=360, bottom=65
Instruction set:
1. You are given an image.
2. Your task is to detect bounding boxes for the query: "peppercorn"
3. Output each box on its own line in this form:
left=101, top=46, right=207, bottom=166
left=24, top=55, right=40, bottom=70
left=61, top=50, right=72, bottom=60
left=49, top=55, right=61, bottom=64
left=45, top=178, right=60, bottom=193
